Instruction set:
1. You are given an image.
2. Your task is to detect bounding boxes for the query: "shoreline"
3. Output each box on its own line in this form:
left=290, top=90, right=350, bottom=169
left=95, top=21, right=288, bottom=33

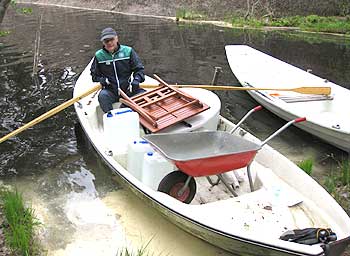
left=16, top=1, right=350, bottom=38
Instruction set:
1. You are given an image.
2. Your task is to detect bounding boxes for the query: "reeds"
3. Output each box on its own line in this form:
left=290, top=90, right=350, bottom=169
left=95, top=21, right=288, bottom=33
left=0, top=189, right=41, bottom=256
left=116, top=238, right=166, bottom=256
left=298, top=158, right=313, bottom=175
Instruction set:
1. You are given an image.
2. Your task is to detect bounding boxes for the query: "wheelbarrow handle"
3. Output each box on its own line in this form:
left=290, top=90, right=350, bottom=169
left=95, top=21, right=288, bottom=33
left=295, top=117, right=307, bottom=123
left=261, top=117, right=307, bottom=147
left=230, top=105, right=263, bottom=134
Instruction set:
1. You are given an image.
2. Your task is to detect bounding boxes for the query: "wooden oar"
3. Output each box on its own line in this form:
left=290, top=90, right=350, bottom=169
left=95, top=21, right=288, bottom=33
left=0, top=83, right=102, bottom=144
left=140, top=84, right=331, bottom=95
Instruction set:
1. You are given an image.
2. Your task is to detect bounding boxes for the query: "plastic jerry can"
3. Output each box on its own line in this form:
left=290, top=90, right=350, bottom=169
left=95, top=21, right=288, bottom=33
left=141, top=152, right=174, bottom=190
left=127, top=139, right=153, bottom=180
left=103, top=108, right=140, bottom=154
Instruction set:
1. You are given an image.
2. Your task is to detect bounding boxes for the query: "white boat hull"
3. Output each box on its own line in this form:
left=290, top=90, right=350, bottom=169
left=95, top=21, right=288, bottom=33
left=225, top=45, right=350, bottom=152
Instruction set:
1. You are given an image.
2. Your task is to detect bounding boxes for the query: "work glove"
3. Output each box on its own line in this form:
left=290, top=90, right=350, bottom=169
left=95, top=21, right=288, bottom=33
left=130, top=77, right=140, bottom=93
left=99, top=77, right=111, bottom=89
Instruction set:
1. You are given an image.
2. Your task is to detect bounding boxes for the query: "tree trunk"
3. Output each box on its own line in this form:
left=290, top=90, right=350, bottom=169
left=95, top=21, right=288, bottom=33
left=0, top=0, right=11, bottom=24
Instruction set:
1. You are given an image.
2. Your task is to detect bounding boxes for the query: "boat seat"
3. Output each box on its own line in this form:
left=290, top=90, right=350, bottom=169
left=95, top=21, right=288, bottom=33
left=269, top=93, right=333, bottom=103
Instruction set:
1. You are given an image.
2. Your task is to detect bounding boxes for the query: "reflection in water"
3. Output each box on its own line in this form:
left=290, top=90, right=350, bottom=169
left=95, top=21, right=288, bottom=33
left=0, top=3, right=349, bottom=255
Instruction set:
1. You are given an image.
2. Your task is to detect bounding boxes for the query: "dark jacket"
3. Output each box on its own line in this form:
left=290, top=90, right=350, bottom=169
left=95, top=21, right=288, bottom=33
left=90, top=44, right=145, bottom=94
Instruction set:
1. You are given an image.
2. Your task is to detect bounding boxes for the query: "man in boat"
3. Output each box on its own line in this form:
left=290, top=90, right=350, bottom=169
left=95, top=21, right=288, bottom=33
left=90, top=27, right=145, bottom=113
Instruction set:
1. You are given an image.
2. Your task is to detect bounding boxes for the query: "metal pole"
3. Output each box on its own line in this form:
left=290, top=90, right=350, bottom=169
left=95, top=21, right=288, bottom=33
left=247, top=164, right=254, bottom=192
left=218, top=174, right=238, bottom=197
left=211, top=67, right=222, bottom=85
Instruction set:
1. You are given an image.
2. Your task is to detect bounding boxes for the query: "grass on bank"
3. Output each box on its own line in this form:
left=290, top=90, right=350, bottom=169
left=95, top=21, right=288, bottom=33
left=324, top=160, right=350, bottom=214
left=298, top=158, right=313, bottom=175
left=176, top=8, right=206, bottom=20
left=0, top=189, right=41, bottom=256
left=231, top=15, right=350, bottom=34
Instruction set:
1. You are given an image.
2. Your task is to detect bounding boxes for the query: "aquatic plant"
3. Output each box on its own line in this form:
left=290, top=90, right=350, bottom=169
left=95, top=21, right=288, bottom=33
left=116, top=247, right=150, bottom=256
left=297, top=159, right=313, bottom=175
left=116, top=237, right=166, bottom=256
left=0, top=189, right=41, bottom=256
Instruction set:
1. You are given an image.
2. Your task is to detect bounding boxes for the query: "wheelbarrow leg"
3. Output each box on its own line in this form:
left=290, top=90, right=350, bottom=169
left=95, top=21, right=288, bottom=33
left=218, top=174, right=238, bottom=197
left=247, top=164, right=254, bottom=192
left=177, top=176, right=192, bottom=197
left=206, top=176, right=220, bottom=186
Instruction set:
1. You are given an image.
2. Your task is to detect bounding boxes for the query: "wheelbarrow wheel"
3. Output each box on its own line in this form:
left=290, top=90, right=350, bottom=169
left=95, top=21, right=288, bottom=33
left=158, top=171, right=196, bottom=204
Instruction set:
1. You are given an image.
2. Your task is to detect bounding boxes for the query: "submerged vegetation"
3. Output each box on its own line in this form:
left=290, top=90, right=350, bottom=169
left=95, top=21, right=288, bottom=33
left=298, top=158, right=313, bottom=175
left=0, top=187, right=41, bottom=256
left=0, top=30, right=10, bottom=36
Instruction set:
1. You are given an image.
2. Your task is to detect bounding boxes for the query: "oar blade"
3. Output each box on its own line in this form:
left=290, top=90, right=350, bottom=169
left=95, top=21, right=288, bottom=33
left=294, top=86, right=331, bottom=95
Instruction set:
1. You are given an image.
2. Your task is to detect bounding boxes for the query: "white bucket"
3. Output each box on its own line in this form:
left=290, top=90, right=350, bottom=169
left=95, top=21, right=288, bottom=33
left=103, top=108, right=140, bottom=154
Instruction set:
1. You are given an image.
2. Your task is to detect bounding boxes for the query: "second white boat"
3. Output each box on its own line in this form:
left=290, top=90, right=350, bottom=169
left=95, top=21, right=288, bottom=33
left=225, top=45, right=350, bottom=152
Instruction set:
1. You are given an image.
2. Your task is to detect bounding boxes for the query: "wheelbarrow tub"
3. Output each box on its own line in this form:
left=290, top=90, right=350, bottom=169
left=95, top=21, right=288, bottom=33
left=143, top=131, right=260, bottom=177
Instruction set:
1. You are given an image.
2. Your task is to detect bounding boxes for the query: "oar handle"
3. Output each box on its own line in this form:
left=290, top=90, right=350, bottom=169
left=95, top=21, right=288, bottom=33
left=0, top=83, right=102, bottom=144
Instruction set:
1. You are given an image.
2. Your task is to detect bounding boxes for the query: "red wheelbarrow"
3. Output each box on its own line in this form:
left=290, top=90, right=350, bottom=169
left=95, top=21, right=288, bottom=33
left=143, top=106, right=306, bottom=204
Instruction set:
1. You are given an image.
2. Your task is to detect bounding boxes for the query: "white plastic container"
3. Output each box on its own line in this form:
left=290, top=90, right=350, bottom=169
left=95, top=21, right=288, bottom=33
left=141, top=152, right=174, bottom=190
left=103, top=108, right=140, bottom=154
left=127, top=139, right=153, bottom=180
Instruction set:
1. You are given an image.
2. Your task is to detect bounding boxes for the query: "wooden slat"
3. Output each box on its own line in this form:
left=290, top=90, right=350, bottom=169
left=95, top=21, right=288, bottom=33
left=139, top=91, right=177, bottom=108
left=119, top=78, right=210, bottom=133
left=154, top=100, right=200, bottom=120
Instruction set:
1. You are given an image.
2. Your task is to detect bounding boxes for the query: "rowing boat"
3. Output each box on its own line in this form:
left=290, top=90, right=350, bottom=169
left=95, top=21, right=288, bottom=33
left=73, top=60, right=350, bottom=255
left=225, top=45, right=350, bottom=152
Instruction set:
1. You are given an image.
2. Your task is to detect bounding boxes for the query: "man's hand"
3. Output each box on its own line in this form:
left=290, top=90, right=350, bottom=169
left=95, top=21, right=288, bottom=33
left=99, top=77, right=111, bottom=89
left=130, top=78, right=140, bottom=93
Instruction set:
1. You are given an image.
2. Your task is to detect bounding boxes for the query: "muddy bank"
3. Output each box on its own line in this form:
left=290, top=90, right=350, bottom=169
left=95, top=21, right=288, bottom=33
left=17, top=0, right=349, bottom=19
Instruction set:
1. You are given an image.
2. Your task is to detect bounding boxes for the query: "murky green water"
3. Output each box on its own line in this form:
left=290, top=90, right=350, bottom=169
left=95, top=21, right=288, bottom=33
left=0, top=4, right=350, bottom=255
